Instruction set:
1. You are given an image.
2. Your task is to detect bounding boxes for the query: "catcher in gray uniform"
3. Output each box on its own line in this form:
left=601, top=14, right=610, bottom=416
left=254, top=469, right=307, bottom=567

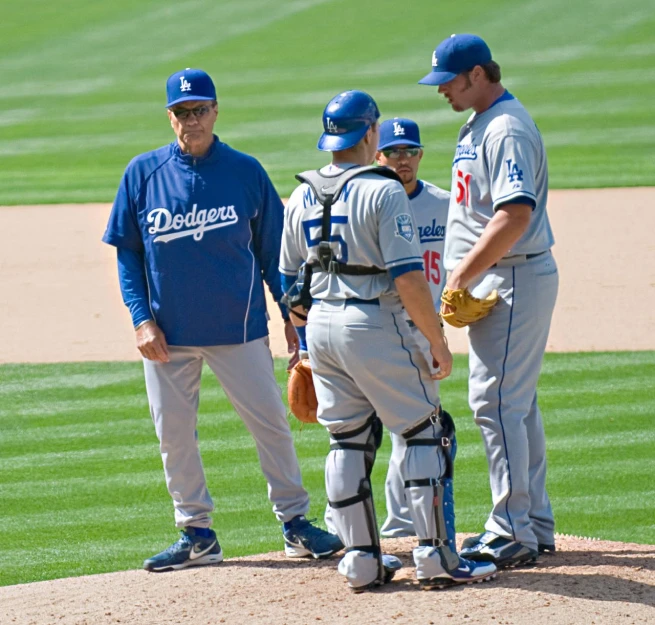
left=280, top=90, right=496, bottom=592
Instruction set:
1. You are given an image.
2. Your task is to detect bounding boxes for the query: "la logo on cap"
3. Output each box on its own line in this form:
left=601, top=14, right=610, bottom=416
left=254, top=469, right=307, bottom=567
left=326, top=117, right=339, bottom=133
left=393, top=121, right=405, bottom=136
left=179, top=67, right=192, bottom=92
left=179, top=76, right=191, bottom=92
left=432, top=51, right=438, bottom=67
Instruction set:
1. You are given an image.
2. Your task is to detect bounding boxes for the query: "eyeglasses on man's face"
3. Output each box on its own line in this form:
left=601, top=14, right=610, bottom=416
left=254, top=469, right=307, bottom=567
left=170, top=105, right=213, bottom=120
left=380, top=147, right=421, bottom=159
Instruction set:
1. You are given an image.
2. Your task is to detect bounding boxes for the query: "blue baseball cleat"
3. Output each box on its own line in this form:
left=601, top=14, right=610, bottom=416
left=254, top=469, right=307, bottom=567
left=460, top=532, right=538, bottom=569
left=143, top=527, right=223, bottom=572
left=417, top=551, right=497, bottom=590
left=463, top=531, right=555, bottom=554
left=283, top=516, right=344, bottom=559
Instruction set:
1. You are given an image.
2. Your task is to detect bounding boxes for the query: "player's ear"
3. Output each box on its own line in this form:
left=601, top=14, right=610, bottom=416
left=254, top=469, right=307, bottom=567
left=418, top=148, right=424, bottom=163
left=167, top=109, right=175, bottom=128
left=471, top=65, right=485, bottom=83
left=375, top=150, right=382, bottom=164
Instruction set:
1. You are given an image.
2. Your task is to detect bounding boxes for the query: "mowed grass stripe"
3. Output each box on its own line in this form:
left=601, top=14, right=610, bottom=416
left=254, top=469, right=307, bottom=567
left=0, top=352, right=653, bottom=586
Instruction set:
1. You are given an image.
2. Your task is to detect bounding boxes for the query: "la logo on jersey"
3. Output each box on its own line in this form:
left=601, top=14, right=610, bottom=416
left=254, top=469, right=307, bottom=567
left=179, top=76, right=192, bottom=92
left=393, top=122, right=405, bottom=136
left=326, top=117, right=339, bottom=133
left=147, top=205, right=239, bottom=243
left=395, top=213, right=415, bottom=243
left=506, top=158, right=524, bottom=184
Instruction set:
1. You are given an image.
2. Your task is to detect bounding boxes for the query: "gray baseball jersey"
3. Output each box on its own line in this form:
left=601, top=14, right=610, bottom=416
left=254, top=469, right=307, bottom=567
left=408, top=180, right=450, bottom=307
left=280, top=163, right=422, bottom=302
left=444, top=94, right=554, bottom=271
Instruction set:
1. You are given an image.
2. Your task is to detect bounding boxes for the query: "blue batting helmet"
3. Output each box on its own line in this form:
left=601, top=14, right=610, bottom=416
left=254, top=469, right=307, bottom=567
left=318, top=90, right=380, bottom=152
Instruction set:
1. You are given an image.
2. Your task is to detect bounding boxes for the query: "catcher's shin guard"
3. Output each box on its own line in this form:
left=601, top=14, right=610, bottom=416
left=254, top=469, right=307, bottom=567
left=403, top=409, right=496, bottom=588
left=326, top=414, right=391, bottom=591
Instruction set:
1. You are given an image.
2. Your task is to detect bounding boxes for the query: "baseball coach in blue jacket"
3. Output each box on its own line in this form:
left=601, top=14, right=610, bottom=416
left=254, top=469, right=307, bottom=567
left=103, top=68, right=342, bottom=572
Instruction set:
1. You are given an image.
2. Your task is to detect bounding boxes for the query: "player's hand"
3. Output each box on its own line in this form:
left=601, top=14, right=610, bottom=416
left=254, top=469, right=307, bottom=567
left=287, top=350, right=301, bottom=371
left=430, top=339, right=453, bottom=380
left=136, top=321, right=170, bottom=363
left=284, top=318, right=300, bottom=361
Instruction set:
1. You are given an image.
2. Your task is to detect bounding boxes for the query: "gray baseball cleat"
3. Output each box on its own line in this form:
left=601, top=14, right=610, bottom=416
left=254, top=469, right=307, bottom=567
left=349, top=554, right=403, bottom=593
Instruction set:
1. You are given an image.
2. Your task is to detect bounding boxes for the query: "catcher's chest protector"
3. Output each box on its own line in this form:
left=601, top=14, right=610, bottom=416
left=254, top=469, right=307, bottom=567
left=295, top=165, right=403, bottom=275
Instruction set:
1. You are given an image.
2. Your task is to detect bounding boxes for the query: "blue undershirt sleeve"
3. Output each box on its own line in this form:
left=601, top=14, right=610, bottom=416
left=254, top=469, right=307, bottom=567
left=280, top=272, right=298, bottom=297
left=117, top=247, right=152, bottom=328
left=252, top=168, right=289, bottom=321
left=295, top=325, right=307, bottom=352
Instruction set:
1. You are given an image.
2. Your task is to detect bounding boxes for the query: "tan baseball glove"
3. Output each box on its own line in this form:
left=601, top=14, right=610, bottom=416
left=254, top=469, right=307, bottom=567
left=440, top=287, right=499, bottom=328
left=287, top=359, right=318, bottom=424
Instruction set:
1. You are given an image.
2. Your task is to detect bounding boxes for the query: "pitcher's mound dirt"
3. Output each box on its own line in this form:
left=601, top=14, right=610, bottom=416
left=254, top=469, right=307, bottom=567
left=1, top=535, right=653, bottom=625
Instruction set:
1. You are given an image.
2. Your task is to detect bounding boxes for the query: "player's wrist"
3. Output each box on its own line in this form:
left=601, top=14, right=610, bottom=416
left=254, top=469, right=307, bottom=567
left=134, top=319, right=154, bottom=331
left=446, top=270, right=468, bottom=290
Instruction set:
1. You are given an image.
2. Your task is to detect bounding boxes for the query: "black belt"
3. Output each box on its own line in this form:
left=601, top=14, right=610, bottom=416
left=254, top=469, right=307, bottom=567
left=308, top=261, right=385, bottom=276
left=312, top=298, right=380, bottom=306
left=490, top=251, right=547, bottom=268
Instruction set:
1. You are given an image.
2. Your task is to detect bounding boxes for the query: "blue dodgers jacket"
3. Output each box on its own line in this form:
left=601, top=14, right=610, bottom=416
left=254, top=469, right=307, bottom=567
left=102, top=136, right=288, bottom=346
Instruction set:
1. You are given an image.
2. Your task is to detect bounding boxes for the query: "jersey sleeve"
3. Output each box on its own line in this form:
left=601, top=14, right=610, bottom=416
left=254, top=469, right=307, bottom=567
left=102, top=164, right=144, bottom=252
left=250, top=166, right=289, bottom=320
left=279, top=189, right=306, bottom=276
left=117, top=247, right=152, bottom=327
left=486, top=134, right=538, bottom=211
left=377, top=184, right=423, bottom=277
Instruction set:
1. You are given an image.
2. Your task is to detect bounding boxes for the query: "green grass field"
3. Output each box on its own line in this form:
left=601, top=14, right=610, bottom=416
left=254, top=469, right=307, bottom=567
left=2, top=0, right=655, bottom=204
left=0, top=352, right=653, bottom=587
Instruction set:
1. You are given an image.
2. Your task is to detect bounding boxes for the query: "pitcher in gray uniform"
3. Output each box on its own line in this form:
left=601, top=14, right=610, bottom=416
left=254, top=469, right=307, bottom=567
left=374, top=118, right=453, bottom=539
left=280, top=90, right=496, bottom=592
left=419, top=34, right=558, bottom=568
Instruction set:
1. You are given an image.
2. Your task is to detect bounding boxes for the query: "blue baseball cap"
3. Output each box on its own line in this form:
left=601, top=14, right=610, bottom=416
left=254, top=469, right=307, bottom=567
left=318, top=90, right=380, bottom=152
left=166, top=68, right=216, bottom=108
left=418, top=34, right=492, bottom=86
left=378, top=118, right=422, bottom=150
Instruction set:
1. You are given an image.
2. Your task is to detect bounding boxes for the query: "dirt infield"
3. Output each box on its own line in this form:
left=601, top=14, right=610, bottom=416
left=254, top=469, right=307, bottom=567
left=1, top=535, right=653, bottom=625
left=1, top=188, right=655, bottom=364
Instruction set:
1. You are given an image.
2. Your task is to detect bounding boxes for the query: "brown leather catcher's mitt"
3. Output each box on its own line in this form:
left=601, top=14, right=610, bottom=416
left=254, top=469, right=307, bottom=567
left=287, top=359, right=318, bottom=424
left=440, top=287, right=499, bottom=328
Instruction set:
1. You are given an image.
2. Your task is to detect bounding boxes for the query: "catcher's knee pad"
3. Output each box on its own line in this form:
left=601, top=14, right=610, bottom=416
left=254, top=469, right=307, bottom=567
left=326, top=414, right=384, bottom=585
left=402, top=408, right=460, bottom=570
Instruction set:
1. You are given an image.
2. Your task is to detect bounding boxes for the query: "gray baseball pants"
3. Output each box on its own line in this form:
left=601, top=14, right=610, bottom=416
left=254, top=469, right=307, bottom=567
left=143, top=337, right=310, bottom=528
left=308, top=298, right=448, bottom=587
left=467, top=251, right=558, bottom=550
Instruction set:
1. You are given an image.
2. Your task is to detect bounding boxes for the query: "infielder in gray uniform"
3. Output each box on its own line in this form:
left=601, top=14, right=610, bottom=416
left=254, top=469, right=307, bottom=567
left=102, top=68, right=342, bottom=572
left=280, top=90, right=496, bottom=592
left=374, top=118, right=453, bottom=539
left=419, top=34, right=558, bottom=568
